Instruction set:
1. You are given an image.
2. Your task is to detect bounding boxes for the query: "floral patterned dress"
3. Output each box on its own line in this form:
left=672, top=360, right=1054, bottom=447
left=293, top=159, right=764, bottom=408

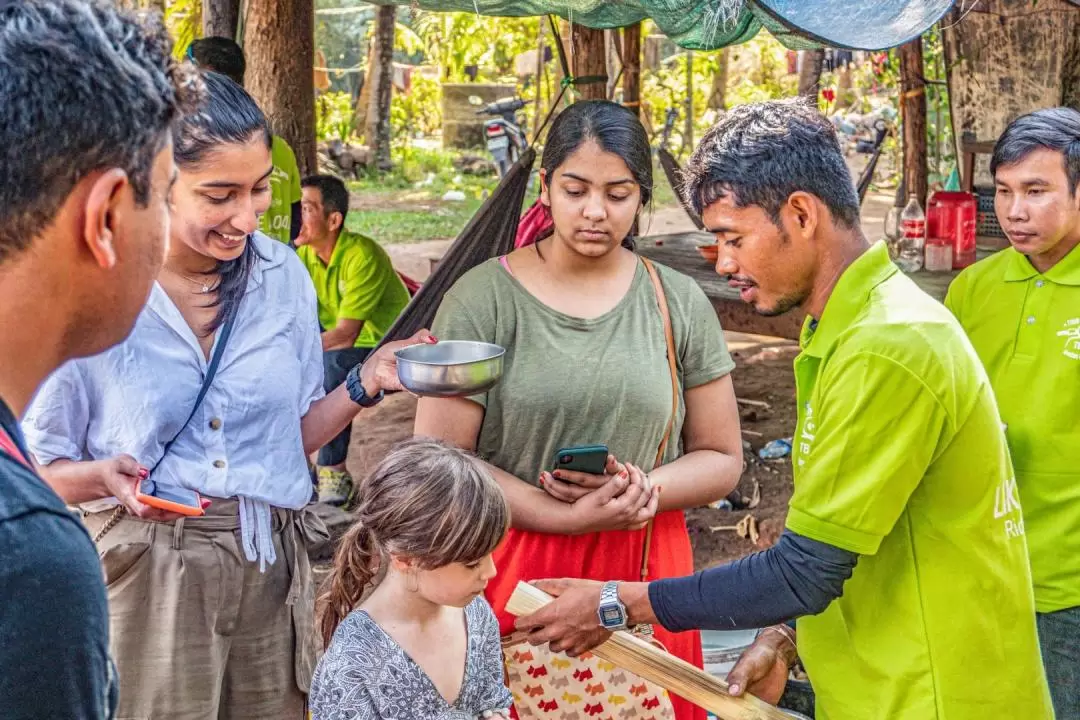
left=309, top=597, right=513, bottom=720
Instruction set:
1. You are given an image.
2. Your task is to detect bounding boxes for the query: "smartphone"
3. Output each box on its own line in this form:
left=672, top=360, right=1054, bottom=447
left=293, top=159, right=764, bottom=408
left=135, top=478, right=205, bottom=517
left=553, top=444, right=609, bottom=475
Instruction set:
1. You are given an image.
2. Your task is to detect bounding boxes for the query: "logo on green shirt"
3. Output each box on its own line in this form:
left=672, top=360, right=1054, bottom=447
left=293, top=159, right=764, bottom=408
left=994, top=474, right=1025, bottom=539
left=1058, top=317, right=1080, bottom=360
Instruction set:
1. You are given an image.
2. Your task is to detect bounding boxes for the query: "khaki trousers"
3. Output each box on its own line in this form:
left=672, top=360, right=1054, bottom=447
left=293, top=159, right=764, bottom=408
left=84, top=499, right=328, bottom=720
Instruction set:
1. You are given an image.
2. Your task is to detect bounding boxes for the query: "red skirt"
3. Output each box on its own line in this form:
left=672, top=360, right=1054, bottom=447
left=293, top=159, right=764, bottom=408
left=488, top=509, right=706, bottom=720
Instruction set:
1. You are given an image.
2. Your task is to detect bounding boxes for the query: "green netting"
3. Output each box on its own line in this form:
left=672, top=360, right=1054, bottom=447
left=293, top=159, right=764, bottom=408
left=369, top=0, right=952, bottom=51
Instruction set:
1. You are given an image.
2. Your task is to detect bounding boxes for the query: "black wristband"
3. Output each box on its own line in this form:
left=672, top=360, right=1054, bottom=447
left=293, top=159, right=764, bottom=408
left=345, top=365, right=383, bottom=408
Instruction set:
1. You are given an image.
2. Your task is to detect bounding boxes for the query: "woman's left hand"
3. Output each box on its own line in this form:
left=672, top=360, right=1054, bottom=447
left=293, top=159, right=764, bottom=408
left=358, top=329, right=436, bottom=395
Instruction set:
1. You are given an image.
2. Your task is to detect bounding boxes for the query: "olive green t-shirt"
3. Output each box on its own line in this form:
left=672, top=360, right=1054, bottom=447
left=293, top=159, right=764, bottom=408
left=431, top=258, right=735, bottom=483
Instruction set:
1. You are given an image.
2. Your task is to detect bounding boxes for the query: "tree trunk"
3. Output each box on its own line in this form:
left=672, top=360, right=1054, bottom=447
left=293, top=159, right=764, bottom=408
left=571, top=25, right=607, bottom=102
left=708, top=47, right=729, bottom=110
left=622, top=23, right=642, bottom=117
left=943, top=0, right=1080, bottom=187
left=899, top=38, right=928, bottom=206
left=244, top=0, right=316, bottom=175
left=202, top=0, right=240, bottom=39
left=684, top=50, right=694, bottom=152
left=797, top=49, right=824, bottom=100
left=365, top=5, right=395, bottom=172
left=835, top=61, right=853, bottom=111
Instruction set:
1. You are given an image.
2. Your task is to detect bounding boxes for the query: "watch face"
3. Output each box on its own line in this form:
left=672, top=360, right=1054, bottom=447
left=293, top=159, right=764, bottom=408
left=599, top=605, right=624, bottom=627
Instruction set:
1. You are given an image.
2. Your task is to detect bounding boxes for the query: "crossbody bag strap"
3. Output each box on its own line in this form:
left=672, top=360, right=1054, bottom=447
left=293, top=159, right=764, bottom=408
left=149, top=306, right=239, bottom=475
left=640, top=257, right=679, bottom=581
left=94, top=305, right=240, bottom=544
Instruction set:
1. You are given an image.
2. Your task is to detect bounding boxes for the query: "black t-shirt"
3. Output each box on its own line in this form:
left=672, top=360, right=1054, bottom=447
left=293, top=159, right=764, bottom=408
left=0, top=398, right=118, bottom=719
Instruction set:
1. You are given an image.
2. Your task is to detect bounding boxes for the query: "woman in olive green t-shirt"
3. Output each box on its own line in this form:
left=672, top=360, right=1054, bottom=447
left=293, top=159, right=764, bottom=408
left=414, top=101, right=742, bottom=720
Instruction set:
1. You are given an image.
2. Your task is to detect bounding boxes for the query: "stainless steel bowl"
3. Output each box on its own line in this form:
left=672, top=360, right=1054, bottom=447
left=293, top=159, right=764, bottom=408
left=394, top=340, right=506, bottom=397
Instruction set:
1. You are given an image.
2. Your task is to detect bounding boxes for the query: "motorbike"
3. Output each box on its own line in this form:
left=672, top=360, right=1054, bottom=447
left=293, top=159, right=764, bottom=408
left=471, top=95, right=528, bottom=178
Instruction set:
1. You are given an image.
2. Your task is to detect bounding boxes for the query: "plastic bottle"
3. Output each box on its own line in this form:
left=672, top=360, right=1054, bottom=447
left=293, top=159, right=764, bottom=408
left=897, top=194, right=925, bottom=273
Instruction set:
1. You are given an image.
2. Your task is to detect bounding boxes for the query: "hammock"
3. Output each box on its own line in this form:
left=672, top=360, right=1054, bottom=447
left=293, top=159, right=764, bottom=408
left=658, top=146, right=705, bottom=231
left=375, top=147, right=538, bottom=349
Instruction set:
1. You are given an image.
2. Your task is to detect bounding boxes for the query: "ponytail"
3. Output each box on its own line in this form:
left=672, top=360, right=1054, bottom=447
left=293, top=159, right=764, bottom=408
left=316, top=522, right=380, bottom=648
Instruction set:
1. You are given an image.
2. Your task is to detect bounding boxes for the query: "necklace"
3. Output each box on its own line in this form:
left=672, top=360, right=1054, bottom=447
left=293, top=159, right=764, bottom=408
left=166, top=267, right=217, bottom=294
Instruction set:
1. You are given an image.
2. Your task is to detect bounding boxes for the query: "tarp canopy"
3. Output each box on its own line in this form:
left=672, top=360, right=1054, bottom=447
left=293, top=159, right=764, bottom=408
left=370, top=0, right=956, bottom=51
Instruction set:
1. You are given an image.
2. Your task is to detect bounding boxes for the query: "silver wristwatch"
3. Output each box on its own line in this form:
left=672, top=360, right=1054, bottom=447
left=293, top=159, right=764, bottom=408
left=597, top=581, right=629, bottom=631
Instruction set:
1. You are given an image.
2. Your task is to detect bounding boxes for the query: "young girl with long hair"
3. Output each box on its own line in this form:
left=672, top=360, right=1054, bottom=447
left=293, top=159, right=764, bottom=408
left=311, top=438, right=513, bottom=719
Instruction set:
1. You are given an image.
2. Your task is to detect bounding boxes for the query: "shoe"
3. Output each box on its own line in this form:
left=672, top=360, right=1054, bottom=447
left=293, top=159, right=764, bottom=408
left=317, top=468, right=354, bottom=507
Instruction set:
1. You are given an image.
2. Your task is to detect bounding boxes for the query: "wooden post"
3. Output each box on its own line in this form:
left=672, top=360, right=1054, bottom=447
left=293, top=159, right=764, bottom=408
left=798, top=49, right=824, bottom=100
left=365, top=4, right=396, bottom=172
left=622, top=23, right=642, bottom=117
left=202, top=0, right=240, bottom=39
left=244, top=0, right=317, bottom=175
left=571, top=24, right=607, bottom=102
left=708, top=47, right=729, bottom=110
left=899, top=38, right=928, bottom=206
left=533, top=17, right=546, bottom=134
left=684, top=50, right=694, bottom=152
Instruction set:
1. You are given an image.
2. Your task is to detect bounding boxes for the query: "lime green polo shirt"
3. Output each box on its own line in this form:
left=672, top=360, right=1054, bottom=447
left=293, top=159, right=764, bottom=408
left=946, top=243, right=1080, bottom=614
left=297, top=230, right=410, bottom=349
left=258, top=135, right=302, bottom=244
left=788, top=242, right=1052, bottom=720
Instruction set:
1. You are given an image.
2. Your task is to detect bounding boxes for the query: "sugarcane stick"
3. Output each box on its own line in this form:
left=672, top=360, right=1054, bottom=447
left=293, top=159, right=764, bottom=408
left=506, top=582, right=791, bottom=720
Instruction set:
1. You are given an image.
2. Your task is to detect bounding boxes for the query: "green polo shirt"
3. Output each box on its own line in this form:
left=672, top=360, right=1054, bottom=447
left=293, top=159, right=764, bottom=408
left=788, top=242, right=1051, bottom=720
left=297, top=230, right=409, bottom=349
left=258, top=135, right=302, bottom=244
left=946, top=243, right=1080, bottom=614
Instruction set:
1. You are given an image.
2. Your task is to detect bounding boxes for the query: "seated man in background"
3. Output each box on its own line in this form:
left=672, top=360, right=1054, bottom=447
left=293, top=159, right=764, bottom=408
left=297, top=174, right=410, bottom=506
left=188, top=36, right=302, bottom=245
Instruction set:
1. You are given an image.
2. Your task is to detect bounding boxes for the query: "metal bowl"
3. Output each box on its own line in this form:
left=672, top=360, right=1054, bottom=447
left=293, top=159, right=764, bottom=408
left=394, top=340, right=506, bottom=397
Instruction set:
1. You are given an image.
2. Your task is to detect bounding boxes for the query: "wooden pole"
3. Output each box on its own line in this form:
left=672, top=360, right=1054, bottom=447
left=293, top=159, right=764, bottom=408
left=533, top=17, right=546, bottom=133
left=708, top=47, right=729, bottom=110
left=899, top=38, right=928, bottom=206
left=365, top=4, right=396, bottom=172
left=202, top=0, right=240, bottom=39
left=243, top=0, right=316, bottom=175
left=797, top=49, right=824, bottom=100
left=684, top=50, right=694, bottom=153
left=623, top=22, right=642, bottom=118
left=571, top=24, right=607, bottom=102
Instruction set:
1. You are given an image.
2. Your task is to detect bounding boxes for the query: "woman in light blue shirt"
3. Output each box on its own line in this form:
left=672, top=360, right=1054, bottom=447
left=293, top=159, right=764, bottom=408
left=23, top=72, right=429, bottom=719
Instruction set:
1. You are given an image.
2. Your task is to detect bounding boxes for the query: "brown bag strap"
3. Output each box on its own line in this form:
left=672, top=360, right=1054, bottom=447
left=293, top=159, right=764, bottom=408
left=640, top=258, right=679, bottom=581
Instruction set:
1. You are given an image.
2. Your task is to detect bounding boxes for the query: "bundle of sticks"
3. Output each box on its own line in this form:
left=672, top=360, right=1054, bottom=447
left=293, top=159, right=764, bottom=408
left=505, top=582, right=791, bottom=720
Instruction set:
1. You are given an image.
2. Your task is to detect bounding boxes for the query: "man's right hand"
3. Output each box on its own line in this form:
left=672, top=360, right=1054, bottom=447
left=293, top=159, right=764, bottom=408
left=96, top=455, right=189, bottom=521
left=726, top=626, right=797, bottom=705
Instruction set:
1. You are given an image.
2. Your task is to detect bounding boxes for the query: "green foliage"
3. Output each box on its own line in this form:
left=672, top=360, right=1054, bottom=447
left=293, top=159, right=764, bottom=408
left=643, top=30, right=795, bottom=156
left=410, top=12, right=539, bottom=82
left=345, top=145, right=500, bottom=244
left=391, top=73, right=443, bottom=141
left=316, top=91, right=359, bottom=142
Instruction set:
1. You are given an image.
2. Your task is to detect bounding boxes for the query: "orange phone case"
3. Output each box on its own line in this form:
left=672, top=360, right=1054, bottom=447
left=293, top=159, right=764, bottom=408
left=135, top=489, right=206, bottom=517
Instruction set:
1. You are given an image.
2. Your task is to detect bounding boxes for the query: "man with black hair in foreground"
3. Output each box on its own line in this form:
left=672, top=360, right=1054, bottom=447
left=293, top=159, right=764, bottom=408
left=0, top=1, right=192, bottom=717
left=946, top=107, right=1080, bottom=718
left=514, top=100, right=1054, bottom=719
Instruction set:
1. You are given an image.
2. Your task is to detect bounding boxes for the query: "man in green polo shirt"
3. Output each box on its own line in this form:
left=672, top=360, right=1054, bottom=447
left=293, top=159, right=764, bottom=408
left=189, top=37, right=302, bottom=245
left=512, top=100, right=1053, bottom=719
left=296, top=174, right=410, bottom=505
left=946, top=107, right=1080, bottom=717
